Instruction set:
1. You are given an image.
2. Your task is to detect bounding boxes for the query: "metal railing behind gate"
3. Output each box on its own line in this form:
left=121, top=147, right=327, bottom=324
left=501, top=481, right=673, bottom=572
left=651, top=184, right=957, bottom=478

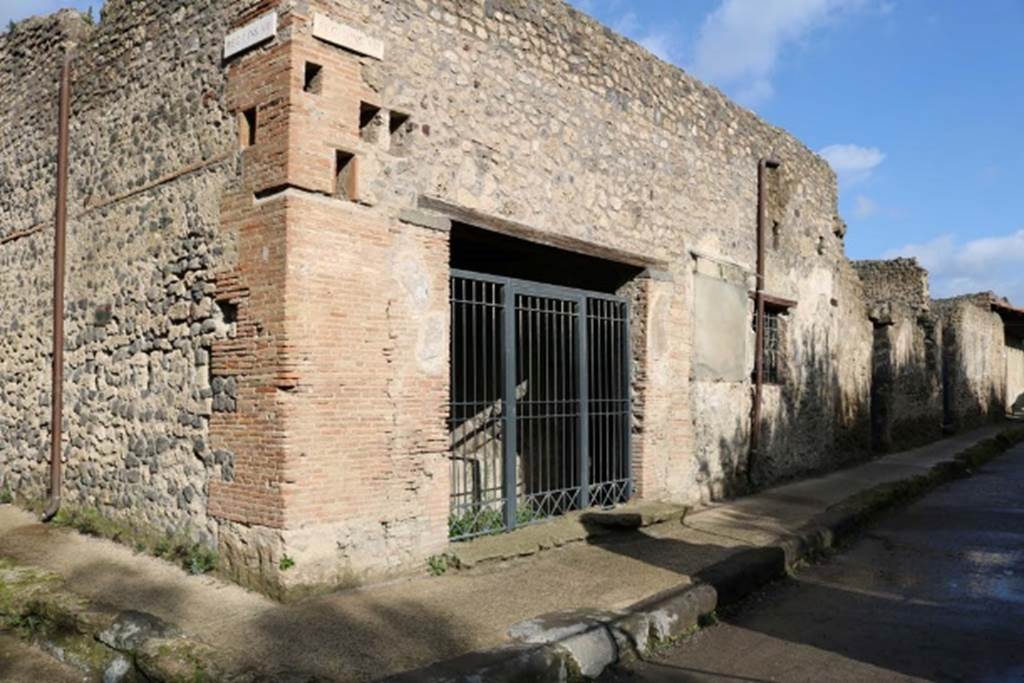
left=448, top=270, right=631, bottom=541
left=587, top=298, right=632, bottom=508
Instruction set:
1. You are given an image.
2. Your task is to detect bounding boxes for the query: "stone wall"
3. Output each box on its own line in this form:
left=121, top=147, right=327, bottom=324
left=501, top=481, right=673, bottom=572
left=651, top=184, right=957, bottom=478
left=1, top=0, right=886, bottom=594
left=995, top=303, right=1024, bottom=416
left=868, top=312, right=943, bottom=451
left=1008, top=337, right=1024, bottom=415
left=934, top=295, right=1008, bottom=430
left=310, top=0, right=873, bottom=499
left=854, top=258, right=930, bottom=311
left=0, top=3, right=239, bottom=545
left=854, top=259, right=942, bottom=451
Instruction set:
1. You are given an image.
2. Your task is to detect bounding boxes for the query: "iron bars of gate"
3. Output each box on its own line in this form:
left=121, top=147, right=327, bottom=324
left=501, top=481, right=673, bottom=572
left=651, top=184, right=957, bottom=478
left=448, top=270, right=632, bottom=541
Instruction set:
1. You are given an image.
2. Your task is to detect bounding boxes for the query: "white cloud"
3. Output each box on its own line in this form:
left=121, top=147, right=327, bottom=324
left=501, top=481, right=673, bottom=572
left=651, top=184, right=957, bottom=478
left=608, top=10, right=681, bottom=63
left=819, top=144, right=886, bottom=185
left=689, top=0, right=866, bottom=106
left=883, top=230, right=1024, bottom=306
left=853, top=195, right=878, bottom=218
left=638, top=32, right=677, bottom=61
left=735, top=78, right=775, bottom=105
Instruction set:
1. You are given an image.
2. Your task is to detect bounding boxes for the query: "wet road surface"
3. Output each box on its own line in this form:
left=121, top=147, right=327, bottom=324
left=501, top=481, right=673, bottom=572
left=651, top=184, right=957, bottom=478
left=602, top=445, right=1024, bottom=683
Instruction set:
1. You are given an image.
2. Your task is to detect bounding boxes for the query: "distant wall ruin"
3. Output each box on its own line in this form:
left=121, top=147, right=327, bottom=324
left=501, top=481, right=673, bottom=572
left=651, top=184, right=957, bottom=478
left=934, top=294, right=1017, bottom=430
left=854, top=259, right=942, bottom=451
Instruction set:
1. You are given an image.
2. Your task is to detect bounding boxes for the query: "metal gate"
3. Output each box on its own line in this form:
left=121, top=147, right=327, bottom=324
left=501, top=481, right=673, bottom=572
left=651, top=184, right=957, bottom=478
left=448, top=269, right=631, bottom=540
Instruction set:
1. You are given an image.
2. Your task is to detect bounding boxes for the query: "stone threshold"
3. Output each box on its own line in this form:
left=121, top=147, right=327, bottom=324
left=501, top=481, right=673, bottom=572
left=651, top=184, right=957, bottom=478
left=449, top=500, right=690, bottom=570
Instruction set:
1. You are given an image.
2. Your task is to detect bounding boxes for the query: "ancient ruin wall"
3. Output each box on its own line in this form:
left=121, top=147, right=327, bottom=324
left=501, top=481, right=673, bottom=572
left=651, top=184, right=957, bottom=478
left=1008, top=336, right=1024, bottom=414
left=854, top=258, right=930, bottom=310
left=934, top=296, right=1008, bottom=430
left=854, top=259, right=942, bottom=451
left=0, top=3, right=240, bottom=545
left=3, top=0, right=879, bottom=592
left=868, top=313, right=943, bottom=451
left=310, top=0, right=873, bottom=500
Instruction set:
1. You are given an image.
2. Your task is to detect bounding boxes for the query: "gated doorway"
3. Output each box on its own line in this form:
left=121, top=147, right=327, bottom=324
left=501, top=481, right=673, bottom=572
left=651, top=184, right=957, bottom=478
left=448, top=269, right=632, bottom=540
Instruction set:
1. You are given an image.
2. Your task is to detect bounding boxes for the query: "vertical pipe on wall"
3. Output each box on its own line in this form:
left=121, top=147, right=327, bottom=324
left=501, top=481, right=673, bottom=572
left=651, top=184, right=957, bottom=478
left=42, top=55, right=72, bottom=523
left=749, top=158, right=780, bottom=484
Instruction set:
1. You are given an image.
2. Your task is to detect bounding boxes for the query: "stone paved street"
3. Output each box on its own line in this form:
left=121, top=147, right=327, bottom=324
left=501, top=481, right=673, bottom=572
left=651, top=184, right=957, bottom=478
left=602, top=444, right=1024, bottom=683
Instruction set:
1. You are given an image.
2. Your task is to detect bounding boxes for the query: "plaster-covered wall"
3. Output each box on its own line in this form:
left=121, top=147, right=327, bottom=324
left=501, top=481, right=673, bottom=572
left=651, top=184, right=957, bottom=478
left=1008, top=339, right=1024, bottom=415
left=868, top=313, right=943, bottom=451
left=935, top=295, right=1008, bottom=430
left=854, top=259, right=942, bottom=451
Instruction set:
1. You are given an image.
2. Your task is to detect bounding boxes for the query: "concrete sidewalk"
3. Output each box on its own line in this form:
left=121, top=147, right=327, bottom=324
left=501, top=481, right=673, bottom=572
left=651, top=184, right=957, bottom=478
left=0, top=424, right=1017, bottom=682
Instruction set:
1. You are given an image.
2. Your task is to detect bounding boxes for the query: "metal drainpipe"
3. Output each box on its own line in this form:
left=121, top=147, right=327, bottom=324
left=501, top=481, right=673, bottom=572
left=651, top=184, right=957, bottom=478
left=42, top=54, right=72, bottom=523
left=749, top=157, right=780, bottom=485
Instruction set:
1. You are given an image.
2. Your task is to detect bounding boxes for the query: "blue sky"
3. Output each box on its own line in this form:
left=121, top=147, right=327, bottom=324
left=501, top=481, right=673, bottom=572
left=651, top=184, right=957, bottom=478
left=570, top=0, right=1024, bottom=305
left=4, top=1, right=1023, bottom=304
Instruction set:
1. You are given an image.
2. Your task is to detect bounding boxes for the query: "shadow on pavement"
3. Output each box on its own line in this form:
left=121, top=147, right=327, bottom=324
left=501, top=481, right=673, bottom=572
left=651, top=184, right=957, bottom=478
left=596, top=455, right=1024, bottom=683
left=26, top=554, right=480, bottom=681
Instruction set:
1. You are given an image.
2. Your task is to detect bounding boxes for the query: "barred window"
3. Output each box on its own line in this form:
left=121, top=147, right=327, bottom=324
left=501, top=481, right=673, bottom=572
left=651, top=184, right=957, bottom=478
left=754, top=308, right=785, bottom=385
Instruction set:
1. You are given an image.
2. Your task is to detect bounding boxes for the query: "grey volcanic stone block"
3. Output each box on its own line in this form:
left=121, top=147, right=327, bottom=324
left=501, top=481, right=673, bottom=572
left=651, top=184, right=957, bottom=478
left=98, top=610, right=180, bottom=651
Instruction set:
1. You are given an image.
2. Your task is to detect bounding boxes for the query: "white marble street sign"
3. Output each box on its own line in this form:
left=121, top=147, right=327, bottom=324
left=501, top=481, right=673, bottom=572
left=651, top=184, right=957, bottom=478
left=224, top=11, right=278, bottom=60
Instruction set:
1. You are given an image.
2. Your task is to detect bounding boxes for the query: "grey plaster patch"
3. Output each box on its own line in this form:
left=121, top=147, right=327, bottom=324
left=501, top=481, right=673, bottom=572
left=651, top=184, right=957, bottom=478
left=693, top=274, right=750, bottom=382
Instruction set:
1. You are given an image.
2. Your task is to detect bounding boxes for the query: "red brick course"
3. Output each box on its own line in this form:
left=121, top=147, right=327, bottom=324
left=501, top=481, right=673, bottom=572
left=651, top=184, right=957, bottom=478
left=210, top=16, right=450, bottom=573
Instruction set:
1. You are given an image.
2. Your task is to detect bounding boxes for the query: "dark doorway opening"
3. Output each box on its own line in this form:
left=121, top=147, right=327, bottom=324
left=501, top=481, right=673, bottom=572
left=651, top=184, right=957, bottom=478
left=448, top=225, right=640, bottom=540
left=449, top=222, right=643, bottom=293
